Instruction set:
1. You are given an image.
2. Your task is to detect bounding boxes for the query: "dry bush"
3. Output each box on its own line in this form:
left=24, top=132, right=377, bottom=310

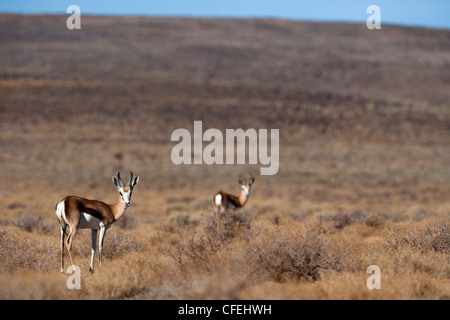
left=15, top=214, right=54, bottom=234
left=0, top=227, right=58, bottom=272
left=248, top=220, right=355, bottom=282
left=171, top=210, right=250, bottom=272
left=114, top=212, right=138, bottom=230
left=314, top=211, right=353, bottom=229
left=205, top=210, right=251, bottom=243
left=68, top=229, right=144, bottom=267
left=101, top=230, right=143, bottom=260
left=388, top=213, right=450, bottom=254
left=315, top=210, right=397, bottom=229
left=82, top=252, right=163, bottom=299
left=169, top=211, right=192, bottom=227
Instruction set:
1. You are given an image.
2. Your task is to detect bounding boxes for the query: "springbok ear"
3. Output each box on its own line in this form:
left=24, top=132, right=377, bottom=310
left=112, top=176, right=119, bottom=187
left=132, top=176, right=139, bottom=187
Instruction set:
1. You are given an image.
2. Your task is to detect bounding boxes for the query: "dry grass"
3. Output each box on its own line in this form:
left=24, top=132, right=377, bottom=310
left=1, top=211, right=448, bottom=299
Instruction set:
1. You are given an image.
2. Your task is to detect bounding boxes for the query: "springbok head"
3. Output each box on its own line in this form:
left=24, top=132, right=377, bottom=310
left=112, top=171, right=139, bottom=207
left=238, top=172, right=255, bottom=197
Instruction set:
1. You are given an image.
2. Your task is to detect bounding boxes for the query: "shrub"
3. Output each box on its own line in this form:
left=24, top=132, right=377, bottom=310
left=248, top=221, right=353, bottom=282
left=171, top=210, right=251, bottom=272
left=315, top=210, right=393, bottom=229
left=101, top=230, right=142, bottom=259
left=115, top=212, right=138, bottom=230
left=204, top=210, right=251, bottom=243
left=15, top=214, right=53, bottom=234
left=388, top=213, right=450, bottom=254
left=0, top=229, right=57, bottom=272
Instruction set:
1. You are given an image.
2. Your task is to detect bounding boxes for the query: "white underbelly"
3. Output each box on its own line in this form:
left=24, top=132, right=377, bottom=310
left=79, top=212, right=102, bottom=230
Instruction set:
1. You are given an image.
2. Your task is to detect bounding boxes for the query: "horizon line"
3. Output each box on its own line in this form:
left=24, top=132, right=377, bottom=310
left=1, top=11, right=449, bottom=31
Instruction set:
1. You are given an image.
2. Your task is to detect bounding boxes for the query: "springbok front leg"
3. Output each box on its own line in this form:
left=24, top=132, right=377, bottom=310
left=89, top=229, right=98, bottom=273
left=98, top=224, right=106, bottom=268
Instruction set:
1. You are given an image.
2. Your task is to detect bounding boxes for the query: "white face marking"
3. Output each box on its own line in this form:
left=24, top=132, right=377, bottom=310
left=79, top=212, right=102, bottom=230
left=119, top=187, right=132, bottom=207
left=241, top=185, right=251, bottom=196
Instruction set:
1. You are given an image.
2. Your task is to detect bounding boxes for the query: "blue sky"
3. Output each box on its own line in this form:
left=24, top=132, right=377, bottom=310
left=1, top=0, right=449, bottom=29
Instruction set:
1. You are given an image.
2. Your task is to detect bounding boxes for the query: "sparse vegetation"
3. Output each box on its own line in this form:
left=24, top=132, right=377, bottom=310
left=1, top=210, right=448, bottom=299
left=0, top=15, right=449, bottom=299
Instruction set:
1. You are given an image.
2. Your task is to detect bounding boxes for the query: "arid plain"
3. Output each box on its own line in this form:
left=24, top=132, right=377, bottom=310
left=0, top=15, right=449, bottom=299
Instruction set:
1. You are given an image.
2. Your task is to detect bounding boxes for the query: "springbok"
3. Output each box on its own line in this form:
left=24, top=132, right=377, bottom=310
left=55, top=171, right=139, bottom=273
left=213, top=172, right=255, bottom=215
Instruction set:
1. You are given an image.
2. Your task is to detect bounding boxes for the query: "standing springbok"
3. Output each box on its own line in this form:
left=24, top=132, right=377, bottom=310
left=213, top=172, right=255, bottom=215
left=55, top=171, right=139, bottom=273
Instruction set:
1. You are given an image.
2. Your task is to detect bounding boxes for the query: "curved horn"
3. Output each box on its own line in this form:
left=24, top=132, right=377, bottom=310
left=248, top=172, right=255, bottom=184
left=117, top=172, right=124, bottom=187
left=127, top=171, right=133, bottom=187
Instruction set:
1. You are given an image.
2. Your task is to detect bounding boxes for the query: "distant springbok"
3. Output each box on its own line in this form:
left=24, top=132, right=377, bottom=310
left=213, top=172, right=255, bottom=215
left=55, top=171, right=139, bottom=273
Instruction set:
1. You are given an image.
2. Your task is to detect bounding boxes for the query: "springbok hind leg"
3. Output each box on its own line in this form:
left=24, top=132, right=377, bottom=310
left=66, top=225, right=78, bottom=268
left=60, top=225, right=66, bottom=273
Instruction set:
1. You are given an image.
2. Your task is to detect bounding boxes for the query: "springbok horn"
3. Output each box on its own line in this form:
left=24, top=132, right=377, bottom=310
left=248, top=172, right=255, bottom=184
left=117, top=172, right=124, bottom=187
left=127, top=171, right=133, bottom=187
